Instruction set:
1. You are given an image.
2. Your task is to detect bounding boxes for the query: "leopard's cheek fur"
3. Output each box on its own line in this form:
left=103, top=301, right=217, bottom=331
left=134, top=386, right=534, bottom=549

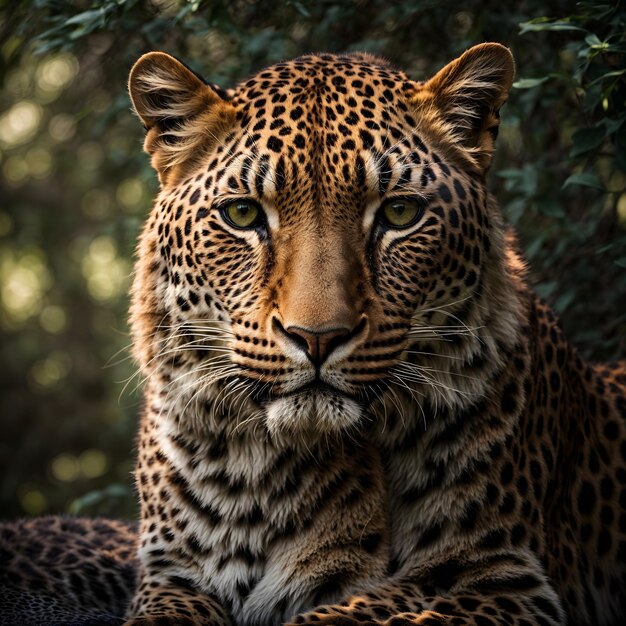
left=129, top=195, right=259, bottom=398
left=376, top=170, right=490, bottom=317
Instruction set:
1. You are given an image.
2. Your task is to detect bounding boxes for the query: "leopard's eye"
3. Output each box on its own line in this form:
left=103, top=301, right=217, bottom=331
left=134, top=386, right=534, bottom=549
left=380, top=198, right=424, bottom=228
left=220, top=200, right=262, bottom=229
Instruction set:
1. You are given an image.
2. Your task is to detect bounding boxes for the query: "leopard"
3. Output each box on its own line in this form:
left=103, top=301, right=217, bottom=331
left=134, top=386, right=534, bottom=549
left=1, top=43, right=625, bottom=626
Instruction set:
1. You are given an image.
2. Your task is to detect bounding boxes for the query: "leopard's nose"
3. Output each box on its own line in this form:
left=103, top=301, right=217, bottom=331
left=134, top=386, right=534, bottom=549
left=272, top=317, right=366, bottom=367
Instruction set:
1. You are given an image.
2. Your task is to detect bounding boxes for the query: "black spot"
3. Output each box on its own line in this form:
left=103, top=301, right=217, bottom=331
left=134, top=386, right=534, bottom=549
left=359, top=129, right=374, bottom=148
left=499, top=493, right=515, bottom=514
left=189, top=188, right=201, bottom=205
left=453, top=178, right=467, bottom=199
left=419, top=558, right=465, bottom=591
left=438, top=183, right=451, bottom=202
left=479, top=528, right=506, bottom=550
left=500, top=382, right=518, bottom=414
left=267, top=136, right=283, bottom=152
left=500, top=462, right=514, bottom=485
left=460, top=500, right=480, bottom=532
left=603, top=420, right=619, bottom=440
left=577, top=481, right=596, bottom=516
left=510, top=523, right=526, bottom=546
left=416, top=523, right=443, bottom=548
left=311, top=572, right=347, bottom=605
left=195, top=208, right=209, bottom=222
left=360, top=533, right=383, bottom=553
left=275, top=156, right=286, bottom=191
left=176, top=296, right=190, bottom=312
left=600, top=476, right=614, bottom=500
left=597, top=529, right=612, bottom=556
left=449, top=207, right=459, bottom=228
left=550, top=371, right=561, bottom=392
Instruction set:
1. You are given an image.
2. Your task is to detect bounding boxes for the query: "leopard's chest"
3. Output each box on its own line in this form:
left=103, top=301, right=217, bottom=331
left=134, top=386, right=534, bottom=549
left=152, top=420, right=355, bottom=625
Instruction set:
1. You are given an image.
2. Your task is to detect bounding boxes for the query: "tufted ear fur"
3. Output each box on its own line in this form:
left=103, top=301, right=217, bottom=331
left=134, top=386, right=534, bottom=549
left=415, top=43, right=514, bottom=172
left=129, top=52, right=235, bottom=185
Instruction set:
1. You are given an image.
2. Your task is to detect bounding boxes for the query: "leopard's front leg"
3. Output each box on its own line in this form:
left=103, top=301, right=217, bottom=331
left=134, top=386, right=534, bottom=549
left=124, top=405, right=234, bottom=626
left=286, top=552, right=564, bottom=626
left=124, top=571, right=231, bottom=626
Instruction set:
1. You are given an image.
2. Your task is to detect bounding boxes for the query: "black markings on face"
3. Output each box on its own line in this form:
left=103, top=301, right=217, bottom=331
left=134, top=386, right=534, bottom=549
left=147, top=53, right=501, bottom=403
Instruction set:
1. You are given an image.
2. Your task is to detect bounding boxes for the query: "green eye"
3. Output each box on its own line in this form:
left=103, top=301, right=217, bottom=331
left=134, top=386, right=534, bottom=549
left=381, top=198, right=424, bottom=228
left=221, top=200, right=262, bottom=229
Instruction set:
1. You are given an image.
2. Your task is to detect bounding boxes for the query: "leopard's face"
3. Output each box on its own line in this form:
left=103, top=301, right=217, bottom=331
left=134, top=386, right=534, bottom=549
left=129, top=47, right=514, bottom=437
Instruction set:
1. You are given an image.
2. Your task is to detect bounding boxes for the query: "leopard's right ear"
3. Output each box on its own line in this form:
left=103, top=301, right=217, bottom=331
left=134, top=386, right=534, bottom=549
left=129, top=52, right=235, bottom=185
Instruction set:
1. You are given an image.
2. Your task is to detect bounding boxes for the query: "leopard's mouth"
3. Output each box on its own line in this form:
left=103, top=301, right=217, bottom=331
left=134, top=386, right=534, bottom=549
left=281, top=380, right=357, bottom=400
left=251, top=377, right=363, bottom=404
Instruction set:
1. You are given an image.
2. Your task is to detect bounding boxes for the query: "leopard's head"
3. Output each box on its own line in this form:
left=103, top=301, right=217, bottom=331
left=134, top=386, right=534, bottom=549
left=128, top=45, right=517, bottom=439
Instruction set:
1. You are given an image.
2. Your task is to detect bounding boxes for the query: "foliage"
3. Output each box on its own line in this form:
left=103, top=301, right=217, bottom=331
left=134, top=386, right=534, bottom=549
left=504, top=0, right=626, bottom=330
left=0, top=0, right=624, bottom=519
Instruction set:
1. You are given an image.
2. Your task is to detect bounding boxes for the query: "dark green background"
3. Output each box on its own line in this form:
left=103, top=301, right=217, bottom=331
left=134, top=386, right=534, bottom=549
left=1, top=0, right=624, bottom=520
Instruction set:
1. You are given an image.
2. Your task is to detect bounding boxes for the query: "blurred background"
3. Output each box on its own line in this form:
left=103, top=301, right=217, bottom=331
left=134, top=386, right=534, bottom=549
left=0, top=0, right=625, bottom=521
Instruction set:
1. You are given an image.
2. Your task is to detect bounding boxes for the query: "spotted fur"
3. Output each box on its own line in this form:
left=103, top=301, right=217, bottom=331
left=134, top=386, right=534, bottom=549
left=1, top=44, right=625, bottom=626
left=0, top=517, right=136, bottom=625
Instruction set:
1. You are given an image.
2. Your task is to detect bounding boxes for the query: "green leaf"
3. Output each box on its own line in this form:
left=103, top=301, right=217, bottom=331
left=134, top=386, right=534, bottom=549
left=535, top=280, right=558, bottom=299
left=605, top=115, right=626, bottom=134
left=496, top=168, right=524, bottom=179
left=293, top=1, right=312, bottom=17
left=519, top=19, right=585, bottom=34
left=555, top=290, right=576, bottom=313
left=569, top=126, right=606, bottom=157
left=582, top=83, right=603, bottom=111
left=513, top=77, right=549, bottom=89
left=588, top=68, right=626, bottom=87
left=585, top=33, right=602, bottom=46
left=562, top=172, right=605, bottom=190
left=525, top=235, right=545, bottom=260
left=614, top=257, right=626, bottom=268
left=503, top=198, right=525, bottom=225
left=69, top=484, right=130, bottom=514
left=64, top=8, right=107, bottom=27
left=536, top=199, right=566, bottom=219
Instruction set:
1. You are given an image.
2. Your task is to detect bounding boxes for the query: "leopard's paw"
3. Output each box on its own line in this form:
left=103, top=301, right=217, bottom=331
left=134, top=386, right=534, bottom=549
left=383, top=611, right=448, bottom=626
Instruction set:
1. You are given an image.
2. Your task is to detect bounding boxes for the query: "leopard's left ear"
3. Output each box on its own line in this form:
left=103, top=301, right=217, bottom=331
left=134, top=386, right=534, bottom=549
left=415, top=43, right=514, bottom=172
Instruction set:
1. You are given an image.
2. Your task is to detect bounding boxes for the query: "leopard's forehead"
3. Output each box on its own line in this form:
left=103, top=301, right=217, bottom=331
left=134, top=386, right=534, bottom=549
left=231, top=53, right=415, bottom=101
left=203, top=53, right=441, bottom=223
left=229, top=53, right=418, bottom=154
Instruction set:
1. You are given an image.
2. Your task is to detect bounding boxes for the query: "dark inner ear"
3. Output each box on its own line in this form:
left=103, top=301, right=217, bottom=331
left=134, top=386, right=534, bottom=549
left=418, top=43, right=514, bottom=170
left=129, top=52, right=212, bottom=130
left=469, top=100, right=498, bottom=147
left=145, top=90, right=182, bottom=135
left=129, top=51, right=236, bottom=183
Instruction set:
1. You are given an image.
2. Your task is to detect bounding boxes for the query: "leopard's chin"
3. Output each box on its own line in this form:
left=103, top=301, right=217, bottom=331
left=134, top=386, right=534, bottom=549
left=264, top=387, right=365, bottom=439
